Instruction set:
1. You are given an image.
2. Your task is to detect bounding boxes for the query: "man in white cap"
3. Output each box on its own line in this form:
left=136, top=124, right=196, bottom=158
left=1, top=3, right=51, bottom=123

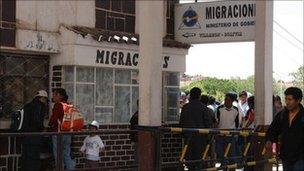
left=21, top=90, right=49, bottom=171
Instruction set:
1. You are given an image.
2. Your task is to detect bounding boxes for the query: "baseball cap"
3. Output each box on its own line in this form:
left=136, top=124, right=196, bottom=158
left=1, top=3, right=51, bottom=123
left=89, top=120, right=99, bottom=128
left=35, top=90, right=48, bottom=98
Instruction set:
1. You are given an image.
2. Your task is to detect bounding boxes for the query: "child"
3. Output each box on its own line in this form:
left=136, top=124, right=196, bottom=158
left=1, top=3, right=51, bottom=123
left=80, top=120, right=105, bottom=168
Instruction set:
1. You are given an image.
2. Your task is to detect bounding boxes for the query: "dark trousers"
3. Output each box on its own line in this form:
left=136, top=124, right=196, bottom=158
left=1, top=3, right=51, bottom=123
left=283, top=159, right=304, bottom=171
left=21, top=137, right=41, bottom=171
left=215, top=135, right=238, bottom=171
left=184, top=135, right=205, bottom=170
left=85, top=159, right=99, bottom=168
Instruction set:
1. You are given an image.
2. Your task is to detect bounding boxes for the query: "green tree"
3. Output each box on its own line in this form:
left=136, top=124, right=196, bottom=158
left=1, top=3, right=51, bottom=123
left=290, top=66, right=304, bottom=90
left=182, top=76, right=256, bottom=102
left=181, top=75, right=285, bottom=102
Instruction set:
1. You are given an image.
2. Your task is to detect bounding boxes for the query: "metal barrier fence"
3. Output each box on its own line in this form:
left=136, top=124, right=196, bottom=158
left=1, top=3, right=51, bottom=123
left=1, top=126, right=278, bottom=171
left=161, top=127, right=277, bottom=171
left=0, top=130, right=138, bottom=171
left=136, top=126, right=278, bottom=171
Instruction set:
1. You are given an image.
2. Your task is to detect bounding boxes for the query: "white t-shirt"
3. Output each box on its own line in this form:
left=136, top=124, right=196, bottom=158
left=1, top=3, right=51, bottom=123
left=237, top=101, right=249, bottom=127
left=80, top=135, right=105, bottom=161
left=216, top=105, right=239, bottom=129
left=238, top=101, right=249, bottom=117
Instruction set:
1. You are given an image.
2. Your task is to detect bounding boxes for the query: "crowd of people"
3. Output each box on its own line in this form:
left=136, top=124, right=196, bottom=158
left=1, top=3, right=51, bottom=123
left=15, top=86, right=303, bottom=171
left=179, top=87, right=303, bottom=171
left=19, top=88, right=105, bottom=171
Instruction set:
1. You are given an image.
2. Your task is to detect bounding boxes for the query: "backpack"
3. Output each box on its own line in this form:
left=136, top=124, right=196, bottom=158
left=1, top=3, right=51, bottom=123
left=60, top=103, right=84, bottom=131
left=10, top=109, right=25, bottom=132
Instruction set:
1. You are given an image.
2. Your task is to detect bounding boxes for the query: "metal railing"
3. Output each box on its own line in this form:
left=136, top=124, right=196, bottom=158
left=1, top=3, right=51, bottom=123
left=0, top=130, right=138, bottom=171
left=1, top=126, right=278, bottom=171
left=137, top=126, right=278, bottom=171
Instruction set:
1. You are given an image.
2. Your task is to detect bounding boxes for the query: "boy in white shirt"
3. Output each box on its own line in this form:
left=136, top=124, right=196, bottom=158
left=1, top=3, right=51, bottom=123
left=80, top=120, right=105, bottom=168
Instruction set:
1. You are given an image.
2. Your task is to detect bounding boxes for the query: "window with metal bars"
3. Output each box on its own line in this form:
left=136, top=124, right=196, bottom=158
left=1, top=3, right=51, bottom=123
left=166, top=0, right=178, bottom=39
left=95, top=0, right=135, bottom=33
left=62, top=66, right=180, bottom=124
left=95, top=0, right=177, bottom=38
left=0, top=0, right=16, bottom=47
left=0, top=53, right=49, bottom=118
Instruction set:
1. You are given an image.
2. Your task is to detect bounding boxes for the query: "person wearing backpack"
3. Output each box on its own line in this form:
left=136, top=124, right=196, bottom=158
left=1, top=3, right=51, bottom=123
left=21, top=90, right=48, bottom=171
left=48, top=88, right=76, bottom=170
left=265, top=87, right=304, bottom=171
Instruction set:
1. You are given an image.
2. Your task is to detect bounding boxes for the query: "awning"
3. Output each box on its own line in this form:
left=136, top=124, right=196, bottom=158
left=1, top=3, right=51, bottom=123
left=64, top=25, right=191, bottom=49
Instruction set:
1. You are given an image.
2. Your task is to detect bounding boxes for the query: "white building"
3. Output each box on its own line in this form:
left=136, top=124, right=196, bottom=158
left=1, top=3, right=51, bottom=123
left=0, top=0, right=190, bottom=128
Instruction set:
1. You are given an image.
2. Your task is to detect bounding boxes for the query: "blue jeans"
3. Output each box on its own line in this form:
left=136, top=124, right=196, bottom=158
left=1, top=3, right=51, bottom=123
left=283, top=159, right=304, bottom=171
left=52, top=135, right=76, bottom=170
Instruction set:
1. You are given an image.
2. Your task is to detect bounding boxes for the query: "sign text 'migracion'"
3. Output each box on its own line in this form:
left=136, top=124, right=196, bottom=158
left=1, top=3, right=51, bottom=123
left=95, top=50, right=170, bottom=68
left=205, top=3, right=256, bottom=20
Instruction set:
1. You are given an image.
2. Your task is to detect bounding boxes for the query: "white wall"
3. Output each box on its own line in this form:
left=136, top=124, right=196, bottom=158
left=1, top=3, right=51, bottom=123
left=136, top=0, right=168, bottom=37
left=16, top=0, right=95, bottom=32
left=76, top=1, right=95, bottom=27
left=16, top=0, right=37, bottom=30
left=36, top=0, right=58, bottom=32
left=50, top=27, right=188, bottom=73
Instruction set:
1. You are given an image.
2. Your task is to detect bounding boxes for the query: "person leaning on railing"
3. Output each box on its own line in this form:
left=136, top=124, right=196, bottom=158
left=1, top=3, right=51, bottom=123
left=21, top=90, right=48, bottom=171
left=179, top=87, right=211, bottom=170
left=265, top=87, right=304, bottom=171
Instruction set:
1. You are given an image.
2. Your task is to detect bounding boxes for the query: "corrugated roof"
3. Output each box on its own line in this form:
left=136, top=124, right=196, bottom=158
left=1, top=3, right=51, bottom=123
left=64, top=25, right=191, bottom=49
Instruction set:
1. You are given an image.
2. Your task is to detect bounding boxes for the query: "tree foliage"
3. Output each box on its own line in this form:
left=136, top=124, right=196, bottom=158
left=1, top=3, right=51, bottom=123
left=290, top=65, right=304, bottom=90
left=181, top=76, right=283, bottom=102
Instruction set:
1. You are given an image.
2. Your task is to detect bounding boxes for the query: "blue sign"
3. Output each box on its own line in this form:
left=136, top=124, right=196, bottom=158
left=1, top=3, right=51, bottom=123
left=182, top=7, right=198, bottom=27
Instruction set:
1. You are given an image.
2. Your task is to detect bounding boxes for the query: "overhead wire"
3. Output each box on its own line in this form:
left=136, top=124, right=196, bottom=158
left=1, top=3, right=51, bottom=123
left=274, top=20, right=303, bottom=45
left=274, top=29, right=303, bottom=51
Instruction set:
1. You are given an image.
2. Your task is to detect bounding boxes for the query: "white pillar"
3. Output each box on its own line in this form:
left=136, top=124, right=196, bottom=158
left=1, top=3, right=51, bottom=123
left=254, top=1, right=274, bottom=125
left=137, top=0, right=164, bottom=126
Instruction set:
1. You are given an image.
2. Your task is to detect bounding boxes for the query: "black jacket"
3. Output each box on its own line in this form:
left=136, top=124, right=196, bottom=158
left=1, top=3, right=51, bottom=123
left=22, top=98, right=46, bottom=132
left=265, top=104, right=304, bottom=163
left=179, top=99, right=211, bottom=129
left=129, top=111, right=138, bottom=142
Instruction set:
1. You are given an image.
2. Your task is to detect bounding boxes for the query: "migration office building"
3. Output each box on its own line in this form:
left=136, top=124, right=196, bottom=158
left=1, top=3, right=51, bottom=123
left=51, top=25, right=189, bottom=125
left=0, top=0, right=189, bottom=169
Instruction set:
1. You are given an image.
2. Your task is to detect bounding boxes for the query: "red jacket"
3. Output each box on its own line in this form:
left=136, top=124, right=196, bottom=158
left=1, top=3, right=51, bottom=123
left=48, top=103, right=64, bottom=132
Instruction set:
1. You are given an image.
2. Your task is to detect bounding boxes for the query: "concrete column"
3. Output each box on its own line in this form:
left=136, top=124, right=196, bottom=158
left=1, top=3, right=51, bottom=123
left=137, top=1, right=164, bottom=171
left=254, top=1, right=273, bottom=125
left=254, top=2, right=274, bottom=170
left=136, top=1, right=167, bottom=37
left=138, top=0, right=163, bottom=126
